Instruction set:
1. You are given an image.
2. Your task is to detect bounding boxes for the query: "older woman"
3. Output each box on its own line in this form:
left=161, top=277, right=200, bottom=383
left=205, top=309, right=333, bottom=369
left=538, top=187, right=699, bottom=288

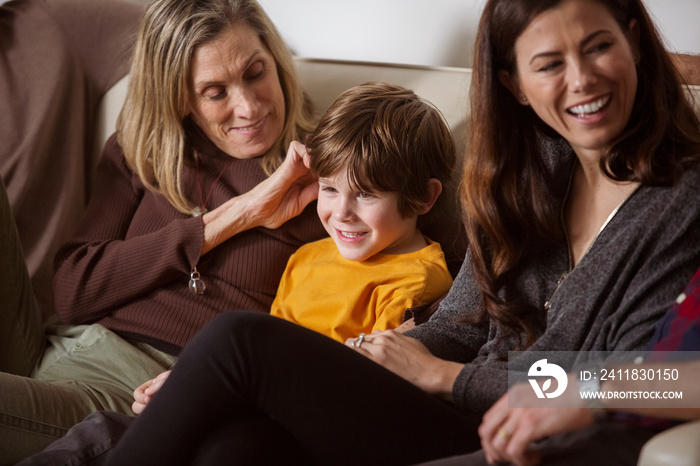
left=97, top=0, right=700, bottom=464
left=0, top=0, right=332, bottom=462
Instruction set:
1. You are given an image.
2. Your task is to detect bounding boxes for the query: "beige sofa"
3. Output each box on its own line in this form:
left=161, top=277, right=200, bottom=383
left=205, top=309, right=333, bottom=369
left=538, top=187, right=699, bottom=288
left=96, top=57, right=700, bottom=466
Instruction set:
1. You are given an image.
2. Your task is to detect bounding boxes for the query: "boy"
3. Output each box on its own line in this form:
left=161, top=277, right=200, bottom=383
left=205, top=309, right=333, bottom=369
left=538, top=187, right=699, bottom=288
left=270, top=81, right=456, bottom=342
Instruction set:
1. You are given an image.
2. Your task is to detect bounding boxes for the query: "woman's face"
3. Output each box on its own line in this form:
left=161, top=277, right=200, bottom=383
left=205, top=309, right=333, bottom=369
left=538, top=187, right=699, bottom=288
left=188, top=24, right=286, bottom=159
left=502, top=0, right=639, bottom=159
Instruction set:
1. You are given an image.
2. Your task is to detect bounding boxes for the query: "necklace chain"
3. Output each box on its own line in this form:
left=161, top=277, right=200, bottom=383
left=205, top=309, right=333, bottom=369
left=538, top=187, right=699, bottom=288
left=545, top=166, right=640, bottom=311
left=193, top=155, right=234, bottom=217
left=189, top=155, right=234, bottom=295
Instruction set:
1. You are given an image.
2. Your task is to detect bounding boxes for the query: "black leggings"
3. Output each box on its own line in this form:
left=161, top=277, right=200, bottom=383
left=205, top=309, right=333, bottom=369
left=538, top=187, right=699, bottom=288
left=105, top=312, right=481, bottom=465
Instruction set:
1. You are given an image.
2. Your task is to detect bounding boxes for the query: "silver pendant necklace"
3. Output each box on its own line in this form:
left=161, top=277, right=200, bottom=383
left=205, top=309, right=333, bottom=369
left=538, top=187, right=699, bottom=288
left=191, top=155, right=234, bottom=217
left=189, top=266, right=206, bottom=295
left=188, top=155, right=233, bottom=294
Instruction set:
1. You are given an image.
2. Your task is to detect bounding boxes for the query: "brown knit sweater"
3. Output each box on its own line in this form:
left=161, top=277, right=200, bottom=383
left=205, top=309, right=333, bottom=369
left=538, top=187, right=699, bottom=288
left=53, top=125, right=327, bottom=352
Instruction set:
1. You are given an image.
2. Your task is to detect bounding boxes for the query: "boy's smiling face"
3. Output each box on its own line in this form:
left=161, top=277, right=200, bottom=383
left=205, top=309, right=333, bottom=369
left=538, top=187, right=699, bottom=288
left=317, top=170, right=425, bottom=262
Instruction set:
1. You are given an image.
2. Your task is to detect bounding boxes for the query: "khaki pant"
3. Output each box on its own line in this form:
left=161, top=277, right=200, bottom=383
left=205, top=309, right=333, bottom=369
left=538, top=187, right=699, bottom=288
left=0, top=177, right=176, bottom=464
left=0, top=322, right=177, bottom=465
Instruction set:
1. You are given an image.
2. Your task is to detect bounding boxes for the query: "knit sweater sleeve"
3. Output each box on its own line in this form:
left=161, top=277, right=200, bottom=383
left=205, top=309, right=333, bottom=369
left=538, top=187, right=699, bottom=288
left=53, top=134, right=204, bottom=324
left=372, top=246, right=454, bottom=334
left=405, top=251, right=490, bottom=363
left=448, top=178, right=700, bottom=413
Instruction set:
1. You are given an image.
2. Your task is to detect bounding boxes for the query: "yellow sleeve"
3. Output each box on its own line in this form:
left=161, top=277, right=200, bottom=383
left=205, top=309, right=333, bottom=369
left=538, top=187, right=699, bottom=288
left=370, top=257, right=453, bottom=333
left=371, top=294, right=415, bottom=332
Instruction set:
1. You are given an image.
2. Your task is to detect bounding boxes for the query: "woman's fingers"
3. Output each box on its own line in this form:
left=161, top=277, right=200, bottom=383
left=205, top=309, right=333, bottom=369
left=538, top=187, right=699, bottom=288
left=480, top=394, right=511, bottom=463
left=344, top=333, right=373, bottom=356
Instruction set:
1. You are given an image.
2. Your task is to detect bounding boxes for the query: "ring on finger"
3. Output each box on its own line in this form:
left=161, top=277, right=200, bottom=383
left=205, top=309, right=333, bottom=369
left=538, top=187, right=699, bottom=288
left=497, top=426, right=511, bottom=441
left=354, top=333, right=366, bottom=348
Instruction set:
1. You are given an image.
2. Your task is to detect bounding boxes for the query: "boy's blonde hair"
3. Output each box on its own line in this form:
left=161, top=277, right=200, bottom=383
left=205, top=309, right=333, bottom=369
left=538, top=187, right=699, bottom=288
left=305, top=82, right=455, bottom=218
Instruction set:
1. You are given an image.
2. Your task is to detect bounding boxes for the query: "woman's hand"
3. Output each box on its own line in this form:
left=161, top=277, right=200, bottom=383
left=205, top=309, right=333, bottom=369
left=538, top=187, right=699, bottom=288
left=201, top=141, right=319, bottom=254
left=478, top=375, right=594, bottom=465
left=132, top=370, right=172, bottom=414
left=242, top=141, right=319, bottom=230
left=345, top=330, right=463, bottom=401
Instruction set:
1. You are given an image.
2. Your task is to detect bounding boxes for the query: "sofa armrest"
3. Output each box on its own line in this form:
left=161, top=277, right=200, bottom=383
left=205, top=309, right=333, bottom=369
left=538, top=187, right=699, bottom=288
left=637, top=420, right=700, bottom=466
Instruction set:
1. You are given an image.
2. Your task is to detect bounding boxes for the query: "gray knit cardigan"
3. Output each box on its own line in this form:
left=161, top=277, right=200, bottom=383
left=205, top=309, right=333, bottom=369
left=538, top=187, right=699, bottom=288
left=407, top=153, right=700, bottom=415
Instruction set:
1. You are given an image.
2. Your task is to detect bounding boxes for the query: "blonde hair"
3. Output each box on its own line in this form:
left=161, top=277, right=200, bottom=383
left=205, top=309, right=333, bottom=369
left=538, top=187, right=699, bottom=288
left=117, top=0, right=315, bottom=213
left=305, top=82, right=455, bottom=217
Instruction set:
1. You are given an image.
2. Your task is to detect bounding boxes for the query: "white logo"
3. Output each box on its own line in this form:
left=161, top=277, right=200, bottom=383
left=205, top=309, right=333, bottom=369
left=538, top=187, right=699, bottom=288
left=527, top=359, right=568, bottom=398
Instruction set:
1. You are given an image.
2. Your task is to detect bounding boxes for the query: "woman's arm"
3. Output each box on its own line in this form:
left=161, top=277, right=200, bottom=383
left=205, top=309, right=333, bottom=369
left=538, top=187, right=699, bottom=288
left=54, top=138, right=318, bottom=324
left=346, top=250, right=496, bottom=406
left=345, top=330, right=464, bottom=402
left=200, top=141, right=318, bottom=254
left=53, top=136, right=203, bottom=323
left=479, top=360, right=700, bottom=466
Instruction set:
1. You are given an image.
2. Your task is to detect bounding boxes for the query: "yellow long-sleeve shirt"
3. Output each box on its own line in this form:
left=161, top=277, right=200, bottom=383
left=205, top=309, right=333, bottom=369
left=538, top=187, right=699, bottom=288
left=270, top=237, right=452, bottom=343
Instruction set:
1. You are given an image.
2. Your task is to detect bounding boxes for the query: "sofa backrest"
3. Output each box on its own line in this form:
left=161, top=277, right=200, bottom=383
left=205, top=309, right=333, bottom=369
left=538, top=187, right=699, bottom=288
left=95, top=56, right=700, bottom=180
left=95, top=57, right=473, bottom=163
left=95, top=58, right=474, bottom=219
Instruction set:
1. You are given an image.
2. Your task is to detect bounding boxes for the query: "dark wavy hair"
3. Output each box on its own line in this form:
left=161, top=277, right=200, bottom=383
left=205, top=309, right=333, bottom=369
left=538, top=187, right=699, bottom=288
left=461, top=0, right=700, bottom=348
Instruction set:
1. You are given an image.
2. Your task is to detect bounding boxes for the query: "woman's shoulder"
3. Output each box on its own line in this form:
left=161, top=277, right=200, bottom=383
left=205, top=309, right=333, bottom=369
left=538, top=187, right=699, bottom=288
left=100, top=133, right=129, bottom=169
left=96, top=132, right=146, bottom=192
left=678, top=160, right=700, bottom=185
left=634, top=161, right=700, bottom=201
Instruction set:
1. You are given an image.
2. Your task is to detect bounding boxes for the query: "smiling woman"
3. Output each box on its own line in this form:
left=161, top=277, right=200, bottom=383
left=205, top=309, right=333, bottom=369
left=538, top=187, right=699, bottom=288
left=187, top=24, right=286, bottom=161
left=501, top=0, right=639, bottom=161
left=498, top=0, right=643, bottom=268
left=0, top=0, right=331, bottom=461
left=461, top=0, right=700, bottom=348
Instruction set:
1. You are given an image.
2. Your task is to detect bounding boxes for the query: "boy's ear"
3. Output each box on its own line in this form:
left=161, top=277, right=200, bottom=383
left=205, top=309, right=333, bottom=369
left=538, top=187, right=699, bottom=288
left=418, top=178, right=443, bottom=215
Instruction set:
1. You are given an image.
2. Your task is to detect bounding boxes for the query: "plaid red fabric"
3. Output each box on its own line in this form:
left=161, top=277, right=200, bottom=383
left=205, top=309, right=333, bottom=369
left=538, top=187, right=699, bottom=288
left=615, top=266, right=700, bottom=431
left=647, top=266, right=700, bottom=352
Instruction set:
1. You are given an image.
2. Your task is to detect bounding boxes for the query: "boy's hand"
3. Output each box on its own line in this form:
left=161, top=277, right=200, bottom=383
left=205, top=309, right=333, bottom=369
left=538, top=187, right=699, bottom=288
left=132, top=370, right=171, bottom=414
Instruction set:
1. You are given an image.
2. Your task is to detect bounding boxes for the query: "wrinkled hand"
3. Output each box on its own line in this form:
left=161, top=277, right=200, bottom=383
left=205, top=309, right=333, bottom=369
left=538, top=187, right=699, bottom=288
left=344, top=330, right=463, bottom=400
left=201, top=141, right=319, bottom=254
left=243, top=140, right=318, bottom=230
left=132, top=370, right=171, bottom=414
left=479, top=375, right=594, bottom=465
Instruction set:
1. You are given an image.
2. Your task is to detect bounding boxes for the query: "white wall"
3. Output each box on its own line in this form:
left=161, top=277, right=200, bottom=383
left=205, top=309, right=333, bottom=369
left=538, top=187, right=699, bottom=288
left=259, top=0, right=700, bottom=68
left=645, top=1, right=700, bottom=55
